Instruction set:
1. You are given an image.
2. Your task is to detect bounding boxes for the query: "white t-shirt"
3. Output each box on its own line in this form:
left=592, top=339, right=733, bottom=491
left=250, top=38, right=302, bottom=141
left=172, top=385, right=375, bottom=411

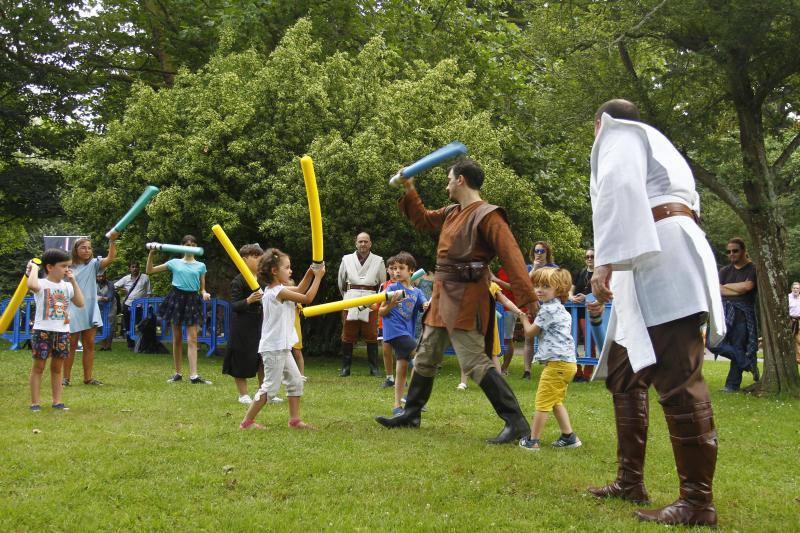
left=258, top=284, right=299, bottom=352
left=33, top=278, right=75, bottom=333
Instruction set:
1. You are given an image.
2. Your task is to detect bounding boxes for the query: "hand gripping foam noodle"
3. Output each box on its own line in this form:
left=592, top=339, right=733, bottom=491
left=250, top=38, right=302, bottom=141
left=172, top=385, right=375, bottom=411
left=300, top=156, right=324, bottom=263
left=146, top=242, right=204, bottom=256
left=388, top=142, right=468, bottom=186
left=0, top=258, right=41, bottom=335
left=211, top=224, right=260, bottom=291
left=106, top=185, right=159, bottom=238
left=301, top=290, right=405, bottom=318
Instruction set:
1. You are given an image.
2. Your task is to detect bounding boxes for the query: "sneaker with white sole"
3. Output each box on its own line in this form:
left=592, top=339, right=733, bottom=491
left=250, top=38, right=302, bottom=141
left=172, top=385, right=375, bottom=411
left=238, top=394, right=253, bottom=405
left=519, top=436, right=540, bottom=451
left=456, top=382, right=468, bottom=391
left=167, top=373, right=182, bottom=383
left=269, top=396, right=284, bottom=404
left=190, top=375, right=212, bottom=384
left=551, top=433, right=582, bottom=449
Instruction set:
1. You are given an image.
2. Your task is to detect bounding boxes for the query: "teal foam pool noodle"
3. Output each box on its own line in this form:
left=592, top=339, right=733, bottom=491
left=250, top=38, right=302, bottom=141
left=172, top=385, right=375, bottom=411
left=106, top=186, right=159, bottom=238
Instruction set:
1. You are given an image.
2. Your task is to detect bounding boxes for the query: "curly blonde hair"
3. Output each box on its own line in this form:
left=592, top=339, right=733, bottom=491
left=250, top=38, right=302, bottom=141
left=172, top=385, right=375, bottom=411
left=530, top=267, right=572, bottom=303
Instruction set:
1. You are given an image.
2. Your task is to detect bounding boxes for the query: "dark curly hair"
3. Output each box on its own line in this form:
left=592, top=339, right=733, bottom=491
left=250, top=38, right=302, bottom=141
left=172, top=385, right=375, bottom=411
left=258, top=248, right=287, bottom=284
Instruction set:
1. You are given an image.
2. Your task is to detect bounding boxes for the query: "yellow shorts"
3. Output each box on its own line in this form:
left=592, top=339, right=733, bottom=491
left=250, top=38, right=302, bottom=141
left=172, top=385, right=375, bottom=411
left=534, top=360, right=577, bottom=412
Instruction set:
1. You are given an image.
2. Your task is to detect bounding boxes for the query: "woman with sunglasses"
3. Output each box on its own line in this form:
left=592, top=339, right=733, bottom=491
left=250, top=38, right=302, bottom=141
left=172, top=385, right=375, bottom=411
left=522, top=242, right=558, bottom=379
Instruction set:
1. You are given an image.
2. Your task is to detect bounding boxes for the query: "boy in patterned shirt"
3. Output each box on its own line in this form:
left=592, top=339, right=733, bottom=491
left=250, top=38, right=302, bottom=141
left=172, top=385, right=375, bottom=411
left=518, top=267, right=581, bottom=451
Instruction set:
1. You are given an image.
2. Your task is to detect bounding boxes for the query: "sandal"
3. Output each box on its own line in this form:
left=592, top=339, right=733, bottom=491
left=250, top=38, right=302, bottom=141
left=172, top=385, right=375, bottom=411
left=288, top=419, right=315, bottom=430
left=84, top=378, right=103, bottom=385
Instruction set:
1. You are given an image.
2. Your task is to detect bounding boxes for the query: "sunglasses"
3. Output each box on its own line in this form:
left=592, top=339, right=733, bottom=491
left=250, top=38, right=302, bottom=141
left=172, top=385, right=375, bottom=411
left=726, top=249, right=741, bottom=254
left=586, top=255, right=594, bottom=259
left=534, top=248, right=546, bottom=254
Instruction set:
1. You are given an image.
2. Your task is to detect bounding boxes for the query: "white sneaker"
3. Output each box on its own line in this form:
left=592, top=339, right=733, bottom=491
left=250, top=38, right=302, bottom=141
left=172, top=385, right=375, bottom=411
left=301, top=375, right=308, bottom=382
left=238, top=394, right=253, bottom=405
left=456, top=382, right=468, bottom=391
left=269, top=396, right=284, bottom=404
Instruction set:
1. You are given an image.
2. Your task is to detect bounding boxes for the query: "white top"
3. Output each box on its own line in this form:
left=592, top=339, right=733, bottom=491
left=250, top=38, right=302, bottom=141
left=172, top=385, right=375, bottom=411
left=33, top=278, right=75, bottom=333
left=258, top=284, right=299, bottom=352
left=533, top=299, right=576, bottom=363
left=337, top=251, right=386, bottom=322
left=789, top=292, right=800, bottom=319
left=114, top=273, right=151, bottom=305
left=590, top=113, right=725, bottom=378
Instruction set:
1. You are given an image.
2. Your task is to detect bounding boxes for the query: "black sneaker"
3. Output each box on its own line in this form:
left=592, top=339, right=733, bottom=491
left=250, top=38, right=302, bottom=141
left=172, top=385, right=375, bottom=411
left=552, top=433, right=582, bottom=449
left=380, top=377, right=395, bottom=389
left=62, top=378, right=70, bottom=386
left=190, top=375, right=212, bottom=384
left=521, top=371, right=531, bottom=380
left=167, top=373, right=182, bottom=383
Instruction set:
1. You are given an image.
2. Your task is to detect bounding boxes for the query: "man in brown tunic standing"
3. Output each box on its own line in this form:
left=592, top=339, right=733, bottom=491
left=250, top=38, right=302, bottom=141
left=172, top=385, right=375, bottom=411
left=375, top=158, right=535, bottom=444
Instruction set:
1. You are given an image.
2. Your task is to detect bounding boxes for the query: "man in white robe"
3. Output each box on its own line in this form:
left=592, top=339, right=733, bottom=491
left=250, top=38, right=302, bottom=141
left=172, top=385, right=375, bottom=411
left=337, top=232, right=386, bottom=377
left=587, top=99, right=724, bottom=527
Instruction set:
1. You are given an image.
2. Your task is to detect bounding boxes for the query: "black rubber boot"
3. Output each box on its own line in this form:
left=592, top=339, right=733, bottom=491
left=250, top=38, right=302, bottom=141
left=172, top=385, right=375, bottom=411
left=367, top=343, right=381, bottom=377
left=339, top=342, right=353, bottom=377
left=478, top=368, right=531, bottom=444
left=375, top=373, right=434, bottom=428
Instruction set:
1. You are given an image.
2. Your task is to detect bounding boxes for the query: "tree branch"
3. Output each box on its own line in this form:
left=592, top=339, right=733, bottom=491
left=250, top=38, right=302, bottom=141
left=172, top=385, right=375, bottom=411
left=681, top=151, right=749, bottom=222
left=771, top=130, right=800, bottom=174
left=609, top=0, right=670, bottom=48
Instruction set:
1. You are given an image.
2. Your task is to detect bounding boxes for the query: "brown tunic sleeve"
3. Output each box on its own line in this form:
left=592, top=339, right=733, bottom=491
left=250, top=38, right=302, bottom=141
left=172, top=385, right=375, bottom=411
left=398, top=187, right=450, bottom=232
left=479, top=211, right=534, bottom=309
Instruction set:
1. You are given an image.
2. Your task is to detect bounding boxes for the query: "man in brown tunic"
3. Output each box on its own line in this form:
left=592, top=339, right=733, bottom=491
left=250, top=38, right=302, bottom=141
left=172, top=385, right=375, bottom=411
left=375, top=158, right=535, bottom=443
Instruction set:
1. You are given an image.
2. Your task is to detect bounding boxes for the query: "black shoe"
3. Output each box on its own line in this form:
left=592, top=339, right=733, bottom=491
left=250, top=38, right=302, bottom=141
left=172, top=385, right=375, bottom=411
left=367, top=343, right=381, bottom=377
left=375, top=374, right=434, bottom=429
left=190, top=375, right=212, bottom=384
left=339, top=343, right=353, bottom=377
left=380, top=377, right=395, bottom=389
left=521, top=370, right=531, bottom=380
left=167, top=373, right=182, bottom=383
left=479, top=368, right=531, bottom=444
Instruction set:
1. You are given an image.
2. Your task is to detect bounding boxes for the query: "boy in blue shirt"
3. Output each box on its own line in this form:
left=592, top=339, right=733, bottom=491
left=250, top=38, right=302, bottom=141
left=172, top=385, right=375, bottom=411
left=378, top=252, right=428, bottom=415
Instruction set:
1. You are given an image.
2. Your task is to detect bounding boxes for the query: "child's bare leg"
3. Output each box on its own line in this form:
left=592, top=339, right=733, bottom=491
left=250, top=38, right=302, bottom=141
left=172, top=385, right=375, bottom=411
left=523, top=337, right=534, bottom=372
left=50, top=358, right=64, bottom=404
left=292, top=348, right=305, bottom=375
left=64, top=332, right=80, bottom=380
left=186, top=325, right=198, bottom=376
left=552, top=404, right=574, bottom=435
left=287, top=396, right=313, bottom=428
left=491, top=355, right=502, bottom=373
left=531, top=410, right=549, bottom=439
left=501, top=341, right=515, bottom=372
left=242, top=395, right=267, bottom=424
left=171, top=324, right=183, bottom=374
left=234, top=377, right=248, bottom=396
left=394, top=359, right=409, bottom=408
left=257, top=361, right=264, bottom=386
left=30, top=359, right=45, bottom=405
left=81, top=327, right=96, bottom=382
left=382, top=342, right=393, bottom=379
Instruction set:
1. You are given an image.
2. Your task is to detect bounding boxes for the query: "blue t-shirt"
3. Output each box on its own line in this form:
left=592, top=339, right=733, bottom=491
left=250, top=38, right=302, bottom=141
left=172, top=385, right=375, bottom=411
left=382, top=282, right=427, bottom=341
left=166, top=258, right=207, bottom=292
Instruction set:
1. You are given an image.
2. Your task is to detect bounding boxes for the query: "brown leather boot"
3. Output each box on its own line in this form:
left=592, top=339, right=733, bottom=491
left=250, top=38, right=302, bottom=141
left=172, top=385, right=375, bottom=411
left=588, top=390, right=650, bottom=503
left=634, top=402, right=718, bottom=527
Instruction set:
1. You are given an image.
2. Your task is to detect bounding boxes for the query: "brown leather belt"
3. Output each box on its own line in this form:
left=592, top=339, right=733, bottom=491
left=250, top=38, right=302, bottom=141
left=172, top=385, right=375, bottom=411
left=435, top=261, right=487, bottom=283
left=347, top=283, right=378, bottom=291
left=652, top=202, right=698, bottom=223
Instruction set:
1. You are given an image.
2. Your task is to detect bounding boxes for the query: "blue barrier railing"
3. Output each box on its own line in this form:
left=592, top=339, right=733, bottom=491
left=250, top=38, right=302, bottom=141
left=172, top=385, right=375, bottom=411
left=127, top=297, right=230, bottom=356
left=1, top=296, right=230, bottom=356
left=443, top=301, right=612, bottom=366
left=0, top=296, right=113, bottom=349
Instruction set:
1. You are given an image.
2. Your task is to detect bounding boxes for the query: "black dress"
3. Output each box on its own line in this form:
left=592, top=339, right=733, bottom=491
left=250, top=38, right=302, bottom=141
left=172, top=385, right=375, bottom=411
left=222, top=274, right=263, bottom=378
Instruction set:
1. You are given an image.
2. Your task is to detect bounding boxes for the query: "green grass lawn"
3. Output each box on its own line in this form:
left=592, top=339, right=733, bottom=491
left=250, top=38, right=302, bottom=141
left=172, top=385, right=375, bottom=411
left=0, top=341, right=797, bottom=531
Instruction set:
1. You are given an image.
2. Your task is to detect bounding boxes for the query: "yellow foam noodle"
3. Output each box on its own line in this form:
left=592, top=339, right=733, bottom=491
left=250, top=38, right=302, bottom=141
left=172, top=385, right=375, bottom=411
left=301, top=290, right=403, bottom=318
left=300, top=156, right=324, bottom=263
left=211, top=224, right=260, bottom=291
left=0, top=258, right=41, bottom=335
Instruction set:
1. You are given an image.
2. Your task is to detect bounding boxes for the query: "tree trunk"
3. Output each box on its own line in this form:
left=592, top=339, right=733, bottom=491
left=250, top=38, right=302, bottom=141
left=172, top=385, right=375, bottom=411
left=746, top=212, right=800, bottom=394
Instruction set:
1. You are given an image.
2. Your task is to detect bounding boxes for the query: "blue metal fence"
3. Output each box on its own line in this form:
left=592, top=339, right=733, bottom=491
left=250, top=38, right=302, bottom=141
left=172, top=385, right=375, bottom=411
left=127, top=297, right=230, bottom=356
left=1, top=296, right=230, bottom=356
left=444, top=301, right=612, bottom=366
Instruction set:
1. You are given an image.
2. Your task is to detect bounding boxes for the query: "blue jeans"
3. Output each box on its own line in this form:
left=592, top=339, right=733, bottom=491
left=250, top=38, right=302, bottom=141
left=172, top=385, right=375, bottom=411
left=715, top=316, right=749, bottom=390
